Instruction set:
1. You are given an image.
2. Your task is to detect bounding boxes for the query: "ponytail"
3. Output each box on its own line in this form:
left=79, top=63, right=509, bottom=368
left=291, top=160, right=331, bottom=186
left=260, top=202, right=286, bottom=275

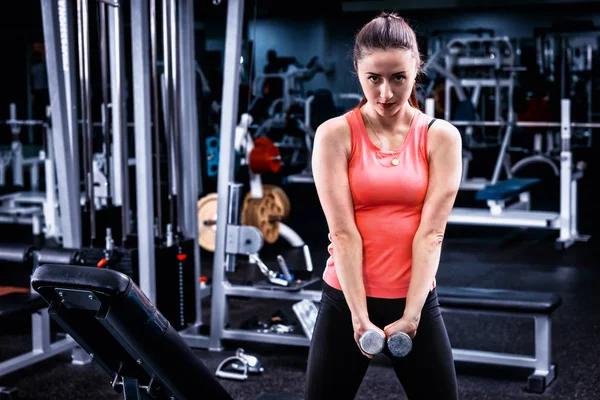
left=408, top=85, right=419, bottom=109
left=355, top=96, right=367, bottom=110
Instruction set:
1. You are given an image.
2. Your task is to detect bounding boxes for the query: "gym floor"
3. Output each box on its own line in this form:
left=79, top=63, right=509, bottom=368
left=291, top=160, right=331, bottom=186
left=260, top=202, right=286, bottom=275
left=1, top=176, right=598, bottom=400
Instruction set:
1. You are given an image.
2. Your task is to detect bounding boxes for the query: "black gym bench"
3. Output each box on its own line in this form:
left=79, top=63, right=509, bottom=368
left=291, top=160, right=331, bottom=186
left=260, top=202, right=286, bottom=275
left=0, top=244, right=82, bottom=393
left=30, top=264, right=301, bottom=400
left=437, top=286, right=562, bottom=393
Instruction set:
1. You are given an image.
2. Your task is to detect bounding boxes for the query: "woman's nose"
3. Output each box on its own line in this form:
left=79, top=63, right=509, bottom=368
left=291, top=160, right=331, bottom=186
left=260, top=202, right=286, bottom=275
left=379, top=82, right=393, bottom=101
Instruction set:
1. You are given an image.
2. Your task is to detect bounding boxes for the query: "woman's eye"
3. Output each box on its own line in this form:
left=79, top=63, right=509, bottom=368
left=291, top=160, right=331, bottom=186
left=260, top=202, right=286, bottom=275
left=395, top=75, right=406, bottom=81
left=368, top=76, right=379, bottom=82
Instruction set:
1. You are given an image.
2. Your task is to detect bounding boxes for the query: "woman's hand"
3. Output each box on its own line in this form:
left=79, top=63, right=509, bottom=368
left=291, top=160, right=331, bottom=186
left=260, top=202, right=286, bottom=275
left=383, top=316, right=420, bottom=340
left=352, top=316, right=386, bottom=359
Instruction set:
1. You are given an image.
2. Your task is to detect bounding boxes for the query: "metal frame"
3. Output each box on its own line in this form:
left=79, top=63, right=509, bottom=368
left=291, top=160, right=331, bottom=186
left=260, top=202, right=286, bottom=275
left=41, top=0, right=82, bottom=249
left=177, top=0, right=203, bottom=326
left=131, top=0, right=157, bottom=302
left=0, top=307, right=78, bottom=379
left=443, top=37, right=517, bottom=190
left=206, top=0, right=245, bottom=352
left=1, top=0, right=99, bottom=378
left=178, top=0, right=321, bottom=352
left=441, top=307, right=556, bottom=392
left=108, top=3, right=131, bottom=238
left=286, top=92, right=362, bottom=184
left=432, top=36, right=593, bottom=249
left=426, top=99, right=592, bottom=250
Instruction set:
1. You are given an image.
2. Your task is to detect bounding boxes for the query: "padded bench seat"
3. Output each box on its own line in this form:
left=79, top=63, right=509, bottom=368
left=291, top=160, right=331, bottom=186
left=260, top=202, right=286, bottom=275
left=437, top=286, right=562, bottom=314
left=475, top=177, right=540, bottom=201
left=436, top=285, right=561, bottom=393
left=0, top=292, right=47, bottom=320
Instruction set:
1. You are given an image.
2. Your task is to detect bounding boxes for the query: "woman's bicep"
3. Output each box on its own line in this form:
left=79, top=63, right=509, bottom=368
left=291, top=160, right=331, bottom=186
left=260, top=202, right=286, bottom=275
left=418, top=122, right=463, bottom=236
left=311, top=122, right=358, bottom=238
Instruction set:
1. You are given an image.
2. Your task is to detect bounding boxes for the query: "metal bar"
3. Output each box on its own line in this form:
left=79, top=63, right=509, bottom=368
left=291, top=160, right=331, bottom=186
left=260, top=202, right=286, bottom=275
left=177, top=0, right=199, bottom=232
left=222, top=329, right=311, bottom=347
left=177, top=0, right=202, bottom=324
left=444, top=80, right=451, bottom=121
left=209, top=0, right=245, bottom=352
left=459, top=78, right=513, bottom=87
left=41, top=0, right=82, bottom=248
left=534, top=315, right=551, bottom=373
left=77, top=0, right=96, bottom=245
left=449, top=120, right=600, bottom=128
left=440, top=306, right=549, bottom=319
left=425, top=98, right=435, bottom=118
left=571, top=122, right=600, bottom=129
left=83, top=0, right=95, bottom=242
left=149, top=0, right=162, bottom=238
left=162, top=0, right=176, bottom=231
left=0, top=336, right=76, bottom=378
left=224, top=284, right=322, bottom=301
left=31, top=308, right=51, bottom=352
left=570, top=178, right=578, bottom=238
left=11, top=145, right=23, bottom=188
left=180, top=332, right=211, bottom=349
left=559, top=99, right=572, bottom=244
left=57, top=1, right=80, bottom=170
left=43, top=122, right=59, bottom=239
left=169, top=0, right=182, bottom=235
left=225, top=183, right=242, bottom=273
left=108, top=2, right=131, bottom=239
left=448, top=208, right=560, bottom=229
left=25, top=45, right=33, bottom=143
left=560, top=37, right=567, bottom=100
left=2, top=119, right=46, bottom=126
left=491, top=125, right=512, bottom=184
left=99, top=1, right=112, bottom=206
left=452, top=349, right=537, bottom=369
left=0, top=214, right=41, bottom=225
left=494, top=78, right=501, bottom=121
left=131, top=0, right=156, bottom=303
left=278, top=223, right=305, bottom=247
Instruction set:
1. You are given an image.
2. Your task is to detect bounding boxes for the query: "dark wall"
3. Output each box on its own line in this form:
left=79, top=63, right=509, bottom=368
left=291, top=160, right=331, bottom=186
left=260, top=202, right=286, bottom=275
left=2, top=3, right=599, bottom=121
left=0, top=3, right=44, bottom=143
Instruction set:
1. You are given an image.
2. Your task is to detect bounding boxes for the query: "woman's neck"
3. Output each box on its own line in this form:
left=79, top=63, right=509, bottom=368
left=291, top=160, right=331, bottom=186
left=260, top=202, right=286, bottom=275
left=364, top=103, right=415, bottom=135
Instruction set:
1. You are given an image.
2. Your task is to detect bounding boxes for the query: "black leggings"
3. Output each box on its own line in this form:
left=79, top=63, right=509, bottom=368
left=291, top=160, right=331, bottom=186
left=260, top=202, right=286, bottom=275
left=305, top=283, right=458, bottom=400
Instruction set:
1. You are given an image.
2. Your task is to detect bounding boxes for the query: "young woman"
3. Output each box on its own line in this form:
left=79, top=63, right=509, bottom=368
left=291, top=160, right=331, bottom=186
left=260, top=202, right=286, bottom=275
left=305, top=12, right=462, bottom=400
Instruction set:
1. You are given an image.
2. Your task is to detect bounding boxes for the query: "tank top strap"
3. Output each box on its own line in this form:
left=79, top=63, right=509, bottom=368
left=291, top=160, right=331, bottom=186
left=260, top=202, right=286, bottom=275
left=410, top=109, right=432, bottom=161
left=344, top=107, right=367, bottom=161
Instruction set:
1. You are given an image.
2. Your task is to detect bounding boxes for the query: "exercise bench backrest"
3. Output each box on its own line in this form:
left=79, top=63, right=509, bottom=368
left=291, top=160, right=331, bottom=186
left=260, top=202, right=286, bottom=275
left=31, top=264, right=233, bottom=400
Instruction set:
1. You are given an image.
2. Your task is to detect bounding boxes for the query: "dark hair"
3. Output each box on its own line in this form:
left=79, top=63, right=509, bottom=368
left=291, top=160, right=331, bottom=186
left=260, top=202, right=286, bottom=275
left=353, top=12, right=421, bottom=109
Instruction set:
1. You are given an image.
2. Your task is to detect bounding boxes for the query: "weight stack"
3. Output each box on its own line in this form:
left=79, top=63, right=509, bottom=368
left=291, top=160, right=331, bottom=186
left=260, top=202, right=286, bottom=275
left=130, top=238, right=197, bottom=331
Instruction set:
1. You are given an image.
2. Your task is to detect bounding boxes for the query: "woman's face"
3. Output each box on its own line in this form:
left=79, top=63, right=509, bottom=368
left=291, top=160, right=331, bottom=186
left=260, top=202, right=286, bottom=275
left=356, top=48, right=417, bottom=116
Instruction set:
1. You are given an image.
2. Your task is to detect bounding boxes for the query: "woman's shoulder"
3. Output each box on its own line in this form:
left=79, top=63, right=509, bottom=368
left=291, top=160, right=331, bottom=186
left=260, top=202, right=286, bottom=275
left=315, top=113, right=353, bottom=141
left=426, top=117, right=462, bottom=150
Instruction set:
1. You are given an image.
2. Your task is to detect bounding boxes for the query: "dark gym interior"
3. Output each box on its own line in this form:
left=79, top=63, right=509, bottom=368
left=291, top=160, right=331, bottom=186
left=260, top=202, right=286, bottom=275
left=0, top=0, right=599, bottom=399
